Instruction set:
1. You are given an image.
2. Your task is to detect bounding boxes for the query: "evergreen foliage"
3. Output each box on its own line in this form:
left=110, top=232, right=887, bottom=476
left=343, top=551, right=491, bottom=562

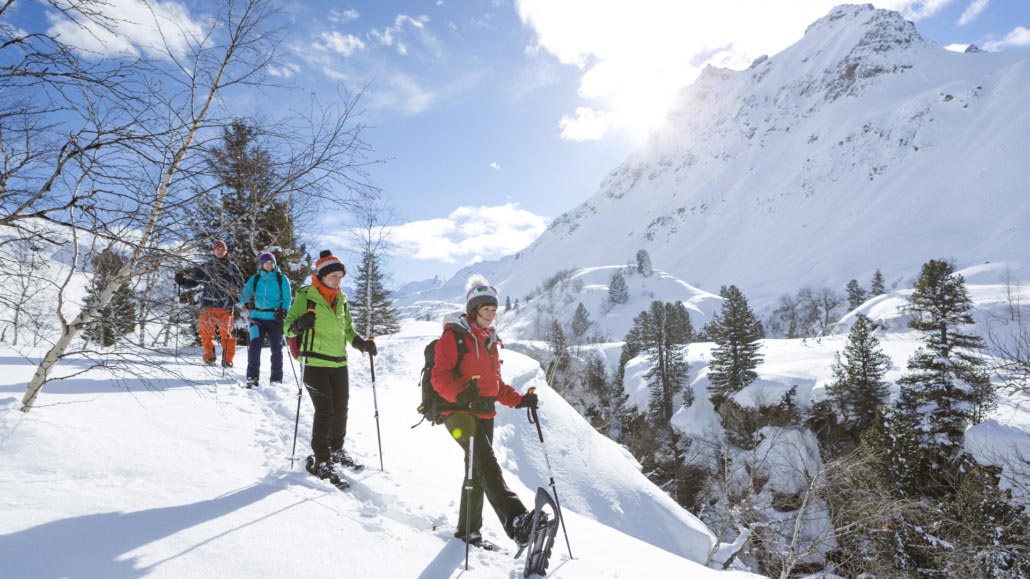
left=571, top=302, right=592, bottom=339
left=826, top=314, right=891, bottom=434
left=83, top=248, right=136, bottom=347
left=707, top=285, right=764, bottom=409
left=625, top=301, right=693, bottom=422
left=350, top=249, right=400, bottom=336
left=608, top=269, right=629, bottom=305
left=845, top=279, right=867, bottom=310
left=898, top=259, right=993, bottom=460
left=197, top=119, right=308, bottom=287
left=870, top=269, right=886, bottom=295
left=504, top=296, right=511, bottom=312
left=636, top=249, right=653, bottom=276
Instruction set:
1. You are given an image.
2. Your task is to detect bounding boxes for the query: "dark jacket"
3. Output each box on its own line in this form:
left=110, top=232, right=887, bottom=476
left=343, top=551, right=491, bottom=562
left=178, top=256, right=244, bottom=309
left=431, top=314, right=523, bottom=419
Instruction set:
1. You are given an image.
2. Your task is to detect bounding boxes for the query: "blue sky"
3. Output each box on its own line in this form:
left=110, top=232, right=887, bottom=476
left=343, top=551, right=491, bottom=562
left=9, top=0, right=1030, bottom=286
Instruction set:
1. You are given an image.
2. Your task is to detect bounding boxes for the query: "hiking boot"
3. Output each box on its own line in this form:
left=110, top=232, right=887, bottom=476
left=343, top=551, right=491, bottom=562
left=455, top=531, right=498, bottom=551
left=204, top=359, right=217, bottom=366
left=221, top=360, right=233, bottom=368
left=305, top=457, right=344, bottom=486
left=512, top=510, right=548, bottom=547
left=330, top=448, right=365, bottom=472
left=245, top=377, right=259, bottom=389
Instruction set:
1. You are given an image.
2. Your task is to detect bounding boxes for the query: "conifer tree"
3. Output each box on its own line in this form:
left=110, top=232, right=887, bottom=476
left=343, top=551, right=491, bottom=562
left=625, top=301, right=693, bottom=422
left=870, top=269, right=886, bottom=296
left=846, top=279, right=867, bottom=310
left=200, top=119, right=307, bottom=287
left=351, top=249, right=400, bottom=336
left=505, top=296, right=511, bottom=312
left=636, top=249, right=653, bottom=276
left=608, top=269, right=629, bottom=305
left=897, top=259, right=992, bottom=461
left=582, top=352, right=610, bottom=429
left=83, top=248, right=136, bottom=347
left=827, top=314, right=891, bottom=433
left=707, top=285, right=763, bottom=409
left=571, top=302, right=592, bottom=338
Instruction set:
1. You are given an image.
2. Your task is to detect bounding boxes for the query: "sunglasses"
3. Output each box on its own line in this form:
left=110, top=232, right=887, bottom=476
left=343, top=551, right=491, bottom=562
left=470, top=285, right=496, bottom=295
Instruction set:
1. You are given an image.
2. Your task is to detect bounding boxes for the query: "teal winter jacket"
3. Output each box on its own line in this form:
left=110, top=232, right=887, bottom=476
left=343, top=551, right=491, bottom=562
left=240, top=268, right=293, bottom=321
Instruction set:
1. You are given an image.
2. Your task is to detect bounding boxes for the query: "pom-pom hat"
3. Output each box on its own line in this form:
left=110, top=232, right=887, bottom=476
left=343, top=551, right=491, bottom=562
left=212, top=239, right=227, bottom=251
left=465, top=274, right=498, bottom=318
left=315, top=250, right=345, bottom=278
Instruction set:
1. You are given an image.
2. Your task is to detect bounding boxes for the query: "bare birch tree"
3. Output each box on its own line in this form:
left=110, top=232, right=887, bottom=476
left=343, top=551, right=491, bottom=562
left=9, top=0, right=378, bottom=411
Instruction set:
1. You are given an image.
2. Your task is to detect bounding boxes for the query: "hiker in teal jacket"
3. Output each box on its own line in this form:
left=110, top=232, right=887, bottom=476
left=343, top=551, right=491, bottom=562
left=283, top=250, right=377, bottom=485
left=240, top=251, right=292, bottom=388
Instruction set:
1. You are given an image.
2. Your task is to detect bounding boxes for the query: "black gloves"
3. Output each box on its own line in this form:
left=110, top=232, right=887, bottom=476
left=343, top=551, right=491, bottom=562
left=456, top=381, right=480, bottom=408
left=291, top=312, right=315, bottom=334
left=274, top=308, right=286, bottom=325
left=516, top=392, right=538, bottom=409
left=352, top=335, right=378, bottom=356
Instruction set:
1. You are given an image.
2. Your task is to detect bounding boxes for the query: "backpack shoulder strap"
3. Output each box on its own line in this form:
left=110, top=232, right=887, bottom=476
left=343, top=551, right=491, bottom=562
left=276, top=271, right=284, bottom=308
left=445, top=328, right=467, bottom=376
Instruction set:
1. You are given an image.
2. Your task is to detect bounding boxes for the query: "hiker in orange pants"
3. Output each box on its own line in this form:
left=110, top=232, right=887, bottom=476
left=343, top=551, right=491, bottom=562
left=198, top=306, right=237, bottom=366
left=175, top=239, right=244, bottom=367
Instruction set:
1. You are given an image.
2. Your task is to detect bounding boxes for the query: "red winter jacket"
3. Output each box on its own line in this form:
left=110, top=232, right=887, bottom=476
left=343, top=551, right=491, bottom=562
left=431, top=315, right=524, bottom=419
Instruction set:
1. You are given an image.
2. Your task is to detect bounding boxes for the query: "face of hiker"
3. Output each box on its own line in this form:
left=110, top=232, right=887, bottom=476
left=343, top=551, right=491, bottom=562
left=475, top=305, right=497, bottom=329
left=322, top=271, right=344, bottom=289
left=262, top=260, right=275, bottom=271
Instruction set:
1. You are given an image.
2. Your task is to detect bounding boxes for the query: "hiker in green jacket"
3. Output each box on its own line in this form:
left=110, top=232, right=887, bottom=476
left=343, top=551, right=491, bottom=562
left=283, top=250, right=377, bottom=485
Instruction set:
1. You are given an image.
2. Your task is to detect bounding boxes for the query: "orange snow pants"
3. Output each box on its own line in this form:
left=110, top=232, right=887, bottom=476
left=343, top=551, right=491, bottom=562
left=198, top=307, right=236, bottom=364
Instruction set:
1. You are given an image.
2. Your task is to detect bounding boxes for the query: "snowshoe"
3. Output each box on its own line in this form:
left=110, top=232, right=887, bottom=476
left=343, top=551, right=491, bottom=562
left=245, top=377, right=259, bottom=389
left=515, top=487, right=559, bottom=577
left=458, top=532, right=500, bottom=551
left=330, top=448, right=365, bottom=472
left=305, top=455, right=349, bottom=490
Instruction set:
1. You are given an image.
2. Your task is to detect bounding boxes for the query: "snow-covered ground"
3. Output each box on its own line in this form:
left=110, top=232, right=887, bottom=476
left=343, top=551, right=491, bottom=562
left=0, top=320, right=761, bottom=579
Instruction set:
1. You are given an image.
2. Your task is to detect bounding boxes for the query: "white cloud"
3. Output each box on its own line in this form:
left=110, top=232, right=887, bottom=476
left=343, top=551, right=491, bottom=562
left=559, top=107, right=613, bottom=142
left=488, top=162, right=501, bottom=170
left=515, top=0, right=961, bottom=142
left=329, top=8, right=361, bottom=23
left=267, top=62, right=301, bottom=78
left=387, top=203, right=547, bottom=264
left=958, top=0, right=988, bottom=26
left=944, top=43, right=970, bottom=52
left=46, top=0, right=204, bottom=60
left=371, top=14, right=433, bottom=56
left=313, top=31, right=367, bottom=56
left=983, top=26, right=1030, bottom=51
left=366, top=72, right=436, bottom=115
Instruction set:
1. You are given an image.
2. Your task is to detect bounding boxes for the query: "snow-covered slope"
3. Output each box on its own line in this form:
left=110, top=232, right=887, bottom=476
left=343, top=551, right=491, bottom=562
left=401, top=4, right=1030, bottom=311
left=0, top=321, right=762, bottom=578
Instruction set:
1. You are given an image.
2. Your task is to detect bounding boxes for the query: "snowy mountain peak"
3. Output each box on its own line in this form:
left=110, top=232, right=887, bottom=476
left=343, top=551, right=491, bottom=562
left=471, top=3, right=1030, bottom=311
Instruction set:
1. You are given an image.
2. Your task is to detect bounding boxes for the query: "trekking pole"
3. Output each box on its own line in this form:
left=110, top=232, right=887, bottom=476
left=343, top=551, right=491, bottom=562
left=286, top=329, right=307, bottom=470
left=527, top=397, right=573, bottom=559
left=368, top=350, right=385, bottom=471
left=464, top=429, right=476, bottom=571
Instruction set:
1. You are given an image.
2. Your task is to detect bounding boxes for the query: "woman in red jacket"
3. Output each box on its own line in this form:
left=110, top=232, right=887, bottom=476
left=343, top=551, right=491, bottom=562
left=431, top=276, right=540, bottom=551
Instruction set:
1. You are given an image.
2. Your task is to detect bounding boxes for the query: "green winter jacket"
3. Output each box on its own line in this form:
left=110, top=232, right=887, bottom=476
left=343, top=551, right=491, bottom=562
left=283, top=284, right=358, bottom=368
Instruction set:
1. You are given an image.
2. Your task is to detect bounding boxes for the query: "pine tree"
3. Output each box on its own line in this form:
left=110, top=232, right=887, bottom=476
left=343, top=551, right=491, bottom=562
left=351, top=249, right=400, bottom=336
left=870, top=269, right=886, bottom=296
left=898, top=259, right=993, bottom=462
left=608, top=270, right=629, bottom=305
left=571, top=302, right=592, bottom=338
left=505, top=296, right=511, bottom=312
left=826, top=314, right=891, bottom=434
left=625, top=301, right=693, bottom=422
left=707, top=285, right=763, bottom=409
left=636, top=249, right=653, bottom=276
left=582, top=352, right=610, bottom=429
left=83, top=248, right=136, bottom=347
left=846, top=279, right=867, bottom=310
left=201, top=119, right=308, bottom=287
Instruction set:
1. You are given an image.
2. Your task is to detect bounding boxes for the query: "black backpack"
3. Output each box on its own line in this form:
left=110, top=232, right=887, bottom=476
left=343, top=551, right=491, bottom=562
left=413, top=329, right=468, bottom=428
